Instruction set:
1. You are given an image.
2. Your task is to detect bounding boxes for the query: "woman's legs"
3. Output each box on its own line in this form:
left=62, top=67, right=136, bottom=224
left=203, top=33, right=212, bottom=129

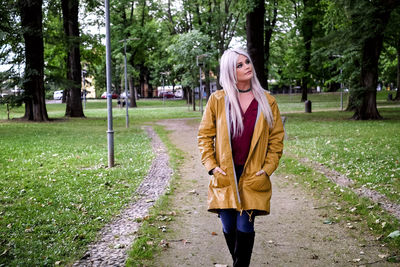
left=219, top=210, right=255, bottom=266
left=220, top=165, right=255, bottom=266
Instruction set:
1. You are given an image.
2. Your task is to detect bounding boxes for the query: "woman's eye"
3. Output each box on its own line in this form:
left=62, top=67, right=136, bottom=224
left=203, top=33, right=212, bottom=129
left=237, top=63, right=243, bottom=68
left=245, top=59, right=250, bottom=64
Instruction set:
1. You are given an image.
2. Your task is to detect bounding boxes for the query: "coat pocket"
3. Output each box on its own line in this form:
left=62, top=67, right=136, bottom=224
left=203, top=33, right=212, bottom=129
left=210, top=171, right=231, bottom=188
left=245, top=173, right=271, bottom=192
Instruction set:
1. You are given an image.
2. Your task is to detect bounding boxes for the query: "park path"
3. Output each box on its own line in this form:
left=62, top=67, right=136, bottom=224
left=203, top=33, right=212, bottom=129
left=152, top=118, right=395, bottom=267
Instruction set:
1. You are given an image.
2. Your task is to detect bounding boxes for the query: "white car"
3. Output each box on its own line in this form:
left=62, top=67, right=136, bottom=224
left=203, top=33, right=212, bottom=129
left=53, top=90, right=63, bottom=100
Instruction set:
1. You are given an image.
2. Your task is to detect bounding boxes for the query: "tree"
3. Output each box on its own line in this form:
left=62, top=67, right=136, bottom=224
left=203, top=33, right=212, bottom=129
left=343, top=0, right=400, bottom=119
left=62, top=0, right=84, bottom=117
left=382, top=6, right=400, bottom=100
left=298, top=0, right=317, bottom=102
left=264, top=0, right=278, bottom=91
left=167, top=30, right=209, bottom=110
left=246, top=0, right=267, bottom=88
left=17, top=0, right=49, bottom=121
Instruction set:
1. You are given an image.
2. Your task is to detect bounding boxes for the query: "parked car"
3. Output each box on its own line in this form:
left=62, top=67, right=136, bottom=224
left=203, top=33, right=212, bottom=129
left=159, top=91, right=175, bottom=98
left=101, top=91, right=119, bottom=99
left=53, top=90, right=63, bottom=100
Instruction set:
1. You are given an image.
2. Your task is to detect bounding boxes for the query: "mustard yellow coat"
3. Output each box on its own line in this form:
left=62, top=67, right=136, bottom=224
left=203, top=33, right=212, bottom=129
left=198, top=90, right=284, bottom=215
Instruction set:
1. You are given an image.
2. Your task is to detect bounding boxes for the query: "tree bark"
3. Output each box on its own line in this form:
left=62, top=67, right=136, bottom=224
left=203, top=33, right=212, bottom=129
left=300, top=0, right=313, bottom=102
left=205, top=65, right=211, bottom=100
left=246, top=0, right=267, bottom=89
left=62, top=0, right=84, bottom=117
left=128, top=76, right=137, bottom=107
left=264, top=0, right=278, bottom=92
left=352, top=4, right=396, bottom=119
left=18, top=0, right=49, bottom=121
left=395, top=36, right=400, bottom=100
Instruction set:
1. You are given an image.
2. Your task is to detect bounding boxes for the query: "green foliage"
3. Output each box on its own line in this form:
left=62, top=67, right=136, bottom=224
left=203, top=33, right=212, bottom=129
left=167, top=30, right=210, bottom=88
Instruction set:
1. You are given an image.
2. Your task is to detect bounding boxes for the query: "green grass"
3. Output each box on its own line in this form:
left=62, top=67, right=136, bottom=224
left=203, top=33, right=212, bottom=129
left=126, top=125, right=185, bottom=267
left=0, top=119, right=154, bottom=266
left=0, top=100, right=199, bottom=266
left=283, top=108, right=400, bottom=204
left=276, top=155, right=400, bottom=251
left=274, top=91, right=399, bottom=113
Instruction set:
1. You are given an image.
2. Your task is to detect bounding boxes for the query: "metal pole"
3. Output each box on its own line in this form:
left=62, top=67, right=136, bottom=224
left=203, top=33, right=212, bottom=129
left=105, top=0, right=114, bottom=167
left=340, top=69, right=343, bottom=111
left=162, top=75, right=165, bottom=105
left=124, top=40, right=129, bottom=128
left=83, top=72, right=86, bottom=109
left=199, top=66, right=203, bottom=114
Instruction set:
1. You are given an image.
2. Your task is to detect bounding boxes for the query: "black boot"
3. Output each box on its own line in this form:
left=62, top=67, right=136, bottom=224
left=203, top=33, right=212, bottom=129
left=223, top=231, right=236, bottom=262
left=233, top=230, right=255, bottom=267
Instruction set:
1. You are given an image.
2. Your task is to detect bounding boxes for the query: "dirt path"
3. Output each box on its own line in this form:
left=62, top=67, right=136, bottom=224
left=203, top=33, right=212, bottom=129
left=152, top=118, right=395, bottom=267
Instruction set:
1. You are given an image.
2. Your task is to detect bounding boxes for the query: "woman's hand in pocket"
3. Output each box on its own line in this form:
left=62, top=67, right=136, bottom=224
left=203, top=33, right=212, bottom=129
left=212, top=167, right=226, bottom=176
left=256, top=170, right=265, bottom=176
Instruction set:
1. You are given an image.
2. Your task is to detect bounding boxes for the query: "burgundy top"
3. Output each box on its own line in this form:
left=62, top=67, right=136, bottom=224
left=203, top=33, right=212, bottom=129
left=231, top=98, right=258, bottom=166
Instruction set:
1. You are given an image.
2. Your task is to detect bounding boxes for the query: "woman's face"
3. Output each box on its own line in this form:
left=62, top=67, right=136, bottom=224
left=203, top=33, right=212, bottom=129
left=236, top=54, right=253, bottom=84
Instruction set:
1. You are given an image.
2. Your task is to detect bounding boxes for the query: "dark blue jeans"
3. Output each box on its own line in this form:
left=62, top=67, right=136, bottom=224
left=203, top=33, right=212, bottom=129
left=219, top=165, right=255, bottom=233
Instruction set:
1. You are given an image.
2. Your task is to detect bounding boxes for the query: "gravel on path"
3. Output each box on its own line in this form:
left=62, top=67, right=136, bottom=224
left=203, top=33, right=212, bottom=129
left=73, top=126, right=172, bottom=267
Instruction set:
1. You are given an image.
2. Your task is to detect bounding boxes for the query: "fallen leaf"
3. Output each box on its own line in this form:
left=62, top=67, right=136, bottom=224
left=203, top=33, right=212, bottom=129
left=211, top=232, right=218, bottom=236
left=387, top=230, right=400, bottom=238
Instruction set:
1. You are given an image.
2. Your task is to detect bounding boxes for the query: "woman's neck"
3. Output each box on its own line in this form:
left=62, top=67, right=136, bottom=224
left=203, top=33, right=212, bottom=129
left=236, top=81, right=251, bottom=90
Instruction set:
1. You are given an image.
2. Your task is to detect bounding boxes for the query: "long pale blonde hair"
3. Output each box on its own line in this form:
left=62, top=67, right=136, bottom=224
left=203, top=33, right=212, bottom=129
left=219, top=48, right=274, bottom=137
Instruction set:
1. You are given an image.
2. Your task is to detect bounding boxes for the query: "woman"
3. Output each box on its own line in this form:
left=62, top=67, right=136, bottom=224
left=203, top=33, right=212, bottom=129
left=198, top=48, right=284, bottom=267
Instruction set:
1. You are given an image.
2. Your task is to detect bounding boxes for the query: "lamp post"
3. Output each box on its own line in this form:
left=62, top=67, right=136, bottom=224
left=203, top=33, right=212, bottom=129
left=160, top=71, right=169, bottom=105
left=81, top=69, right=87, bottom=109
left=333, top=54, right=344, bottom=111
left=123, top=39, right=129, bottom=128
left=119, top=37, right=140, bottom=128
left=196, top=54, right=208, bottom=114
left=105, top=0, right=114, bottom=167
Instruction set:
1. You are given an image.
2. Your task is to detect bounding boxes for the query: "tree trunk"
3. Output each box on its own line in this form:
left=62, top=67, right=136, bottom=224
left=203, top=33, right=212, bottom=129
left=352, top=33, right=384, bottom=119
left=351, top=5, right=396, bottom=119
left=18, top=0, right=49, bottom=121
left=192, top=86, right=196, bottom=111
left=62, top=0, right=84, bottom=117
left=300, top=0, right=313, bottom=102
left=205, top=65, right=211, bottom=100
left=264, top=1, right=278, bottom=91
left=128, top=76, right=137, bottom=107
left=395, top=36, right=400, bottom=100
left=246, top=0, right=267, bottom=89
